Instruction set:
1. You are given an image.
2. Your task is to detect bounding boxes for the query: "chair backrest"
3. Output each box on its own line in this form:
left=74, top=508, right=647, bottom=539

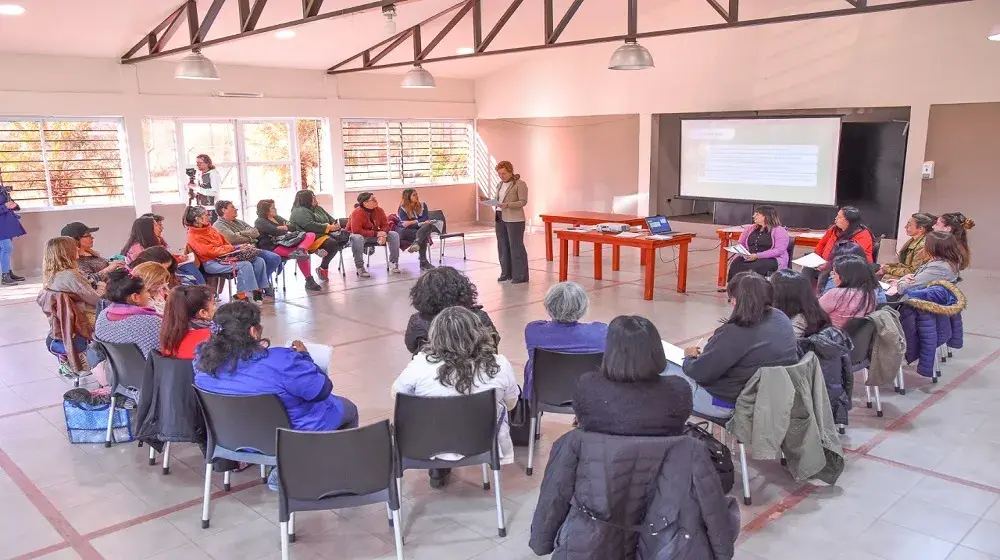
left=193, top=387, right=291, bottom=456
left=872, top=234, right=885, bottom=264
left=276, top=420, right=394, bottom=501
left=532, top=349, right=604, bottom=408
left=95, top=339, right=148, bottom=391
left=427, top=209, right=448, bottom=234
left=786, top=236, right=796, bottom=266
left=843, top=317, right=876, bottom=365
left=393, top=390, right=497, bottom=461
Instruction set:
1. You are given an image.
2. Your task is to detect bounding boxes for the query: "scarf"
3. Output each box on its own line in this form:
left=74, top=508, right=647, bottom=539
left=190, top=318, right=212, bottom=331
left=105, top=303, right=161, bottom=321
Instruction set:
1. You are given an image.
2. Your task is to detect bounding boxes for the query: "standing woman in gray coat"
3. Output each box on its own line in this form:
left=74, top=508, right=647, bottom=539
left=483, top=160, right=529, bottom=284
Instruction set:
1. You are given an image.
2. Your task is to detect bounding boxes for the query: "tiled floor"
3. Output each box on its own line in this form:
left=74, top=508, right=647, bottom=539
left=1, top=228, right=998, bottom=560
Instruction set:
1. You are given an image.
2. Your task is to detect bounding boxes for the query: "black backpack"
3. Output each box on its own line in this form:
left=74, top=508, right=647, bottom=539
left=683, top=421, right=735, bottom=494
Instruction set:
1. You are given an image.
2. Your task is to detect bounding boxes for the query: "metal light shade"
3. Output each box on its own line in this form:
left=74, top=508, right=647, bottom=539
left=400, top=65, right=436, bottom=88
left=608, top=40, right=654, bottom=70
left=175, top=51, right=220, bottom=80
left=989, top=25, right=1000, bottom=41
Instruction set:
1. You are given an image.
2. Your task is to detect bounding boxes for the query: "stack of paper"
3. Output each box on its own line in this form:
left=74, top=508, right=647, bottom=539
left=879, top=281, right=891, bottom=290
left=647, top=234, right=674, bottom=241
left=661, top=340, right=686, bottom=376
left=286, top=340, right=333, bottom=374
left=792, top=253, right=827, bottom=268
left=616, top=231, right=642, bottom=238
left=724, top=245, right=751, bottom=256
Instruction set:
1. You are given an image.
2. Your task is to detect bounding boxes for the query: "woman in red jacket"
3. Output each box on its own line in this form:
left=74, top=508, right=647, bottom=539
left=161, top=285, right=216, bottom=360
left=814, top=206, right=875, bottom=264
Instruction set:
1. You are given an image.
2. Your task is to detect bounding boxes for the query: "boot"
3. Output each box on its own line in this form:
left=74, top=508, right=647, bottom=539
left=304, top=277, right=322, bottom=292
left=420, top=259, right=435, bottom=271
left=1, top=272, right=19, bottom=286
left=7, top=271, right=24, bottom=282
left=287, top=248, right=309, bottom=260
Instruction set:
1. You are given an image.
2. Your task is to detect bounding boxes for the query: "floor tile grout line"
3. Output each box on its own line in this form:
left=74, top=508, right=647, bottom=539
left=966, top=331, right=1000, bottom=341
left=848, top=451, right=1000, bottom=495
left=0, top=402, right=62, bottom=421
left=735, top=484, right=818, bottom=545
left=0, top=447, right=103, bottom=559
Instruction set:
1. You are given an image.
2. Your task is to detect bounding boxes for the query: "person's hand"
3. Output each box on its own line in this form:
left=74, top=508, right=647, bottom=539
left=290, top=340, right=307, bottom=353
left=745, top=254, right=758, bottom=262
left=4, top=201, right=16, bottom=209
left=103, top=261, right=125, bottom=274
left=684, top=346, right=701, bottom=358
left=404, top=220, right=418, bottom=227
left=96, top=282, right=107, bottom=295
left=278, top=225, right=289, bottom=232
left=478, top=194, right=488, bottom=202
left=900, top=274, right=915, bottom=283
left=499, top=203, right=508, bottom=210
left=876, top=266, right=885, bottom=277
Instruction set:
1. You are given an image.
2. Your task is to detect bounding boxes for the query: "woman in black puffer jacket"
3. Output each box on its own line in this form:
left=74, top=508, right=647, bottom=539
left=403, top=266, right=498, bottom=355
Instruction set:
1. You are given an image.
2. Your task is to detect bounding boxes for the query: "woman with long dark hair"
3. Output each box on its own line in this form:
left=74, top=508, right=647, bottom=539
left=123, top=216, right=205, bottom=285
left=880, top=212, right=935, bottom=280
left=770, top=269, right=832, bottom=338
left=933, top=212, right=974, bottom=270
left=288, top=189, right=350, bottom=281
left=392, top=306, right=519, bottom=488
left=892, top=230, right=963, bottom=295
left=160, top=285, right=215, bottom=360
left=819, top=256, right=880, bottom=329
left=726, top=205, right=790, bottom=281
left=814, top=206, right=875, bottom=263
left=396, top=188, right=441, bottom=271
left=122, top=216, right=162, bottom=263
left=193, top=154, right=221, bottom=221
left=675, top=272, right=798, bottom=417
left=254, top=199, right=321, bottom=292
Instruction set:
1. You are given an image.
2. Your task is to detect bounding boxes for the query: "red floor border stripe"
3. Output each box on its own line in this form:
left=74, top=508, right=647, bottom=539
left=10, top=542, right=72, bottom=560
left=736, top=484, right=818, bottom=545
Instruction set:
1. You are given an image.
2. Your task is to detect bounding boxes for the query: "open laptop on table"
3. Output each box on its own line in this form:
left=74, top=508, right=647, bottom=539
left=643, top=215, right=691, bottom=237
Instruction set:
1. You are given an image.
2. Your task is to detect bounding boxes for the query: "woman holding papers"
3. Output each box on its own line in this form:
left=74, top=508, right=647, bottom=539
left=726, top=205, right=790, bottom=282
left=814, top=206, right=875, bottom=264
left=480, top=161, right=529, bottom=284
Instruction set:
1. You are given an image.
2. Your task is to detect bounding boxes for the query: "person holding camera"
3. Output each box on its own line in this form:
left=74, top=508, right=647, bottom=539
left=190, top=154, right=221, bottom=224
left=0, top=184, right=27, bottom=286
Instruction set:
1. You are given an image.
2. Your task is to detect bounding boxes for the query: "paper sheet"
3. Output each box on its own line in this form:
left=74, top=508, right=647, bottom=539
left=792, top=252, right=827, bottom=268
left=661, top=340, right=685, bottom=366
left=616, top=231, right=642, bottom=238
left=286, top=340, right=333, bottom=374
left=879, top=281, right=890, bottom=290
left=795, top=231, right=826, bottom=239
left=180, top=253, right=195, bottom=265
left=724, top=245, right=751, bottom=256
left=479, top=199, right=500, bottom=207
left=646, top=234, right=674, bottom=241
left=721, top=226, right=745, bottom=233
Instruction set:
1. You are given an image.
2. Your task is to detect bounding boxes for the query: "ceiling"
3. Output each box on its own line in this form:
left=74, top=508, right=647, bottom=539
left=0, top=0, right=930, bottom=79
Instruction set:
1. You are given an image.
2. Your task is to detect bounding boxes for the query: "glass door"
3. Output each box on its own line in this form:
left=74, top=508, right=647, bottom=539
left=239, top=120, right=297, bottom=217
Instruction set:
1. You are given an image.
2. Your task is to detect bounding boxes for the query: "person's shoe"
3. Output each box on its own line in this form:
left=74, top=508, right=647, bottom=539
left=252, top=290, right=264, bottom=302
left=304, top=277, right=322, bottom=292
left=390, top=262, right=401, bottom=274
left=262, top=287, right=275, bottom=298
left=287, top=248, right=309, bottom=260
left=7, top=271, right=24, bottom=282
left=234, top=293, right=249, bottom=301
left=315, top=267, right=329, bottom=281
left=497, top=275, right=511, bottom=282
left=356, top=266, right=371, bottom=278
left=419, top=260, right=435, bottom=271
left=428, top=468, right=451, bottom=489
left=511, top=278, right=528, bottom=285
left=1, top=273, right=19, bottom=286
left=406, top=244, right=420, bottom=253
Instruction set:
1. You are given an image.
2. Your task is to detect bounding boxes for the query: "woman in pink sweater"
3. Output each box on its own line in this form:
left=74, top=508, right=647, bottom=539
left=819, top=256, right=880, bottom=329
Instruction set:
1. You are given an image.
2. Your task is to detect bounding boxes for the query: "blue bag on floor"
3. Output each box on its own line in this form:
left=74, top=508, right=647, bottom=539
left=63, top=400, right=133, bottom=444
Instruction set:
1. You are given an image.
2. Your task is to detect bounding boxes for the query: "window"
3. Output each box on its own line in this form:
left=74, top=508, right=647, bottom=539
left=342, top=119, right=471, bottom=190
left=0, top=118, right=128, bottom=209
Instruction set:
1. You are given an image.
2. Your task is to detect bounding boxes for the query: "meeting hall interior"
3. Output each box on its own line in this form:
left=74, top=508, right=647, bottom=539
left=0, top=0, right=998, bottom=559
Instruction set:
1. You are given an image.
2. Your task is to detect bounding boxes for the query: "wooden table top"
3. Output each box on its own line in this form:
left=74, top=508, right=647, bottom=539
left=540, top=211, right=648, bottom=225
left=556, top=229, right=696, bottom=248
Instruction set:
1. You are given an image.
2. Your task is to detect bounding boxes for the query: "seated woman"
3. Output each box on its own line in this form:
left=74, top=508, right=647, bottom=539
left=574, top=315, right=692, bottom=436
left=404, top=266, right=498, bottom=355
left=288, top=189, right=350, bottom=281
left=397, top=188, right=441, bottom=271
left=38, top=236, right=104, bottom=373
left=130, top=247, right=183, bottom=286
left=194, top=300, right=358, bottom=431
left=933, top=212, right=975, bottom=270
left=677, top=272, right=799, bottom=418
left=726, top=205, right=790, bottom=281
left=130, top=262, right=172, bottom=315
left=123, top=215, right=205, bottom=285
left=61, top=221, right=123, bottom=285
left=213, top=200, right=281, bottom=297
left=770, top=269, right=832, bottom=338
left=40, top=236, right=102, bottom=325
left=879, top=213, right=935, bottom=281
left=161, top=285, right=215, bottom=360
left=523, top=282, right=607, bottom=400
left=818, top=241, right=885, bottom=300
left=814, top=206, right=876, bottom=266
left=892, top=230, right=963, bottom=296
left=819, top=256, right=880, bottom=329
left=184, top=206, right=271, bottom=302
left=94, top=268, right=163, bottom=358
left=392, top=306, right=519, bottom=488
left=254, top=199, right=321, bottom=292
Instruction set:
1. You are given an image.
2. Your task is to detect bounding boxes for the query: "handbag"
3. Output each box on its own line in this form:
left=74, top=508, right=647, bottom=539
left=275, top=231, right=306, bottom=248
left=683, top=421, right=735, bottom=494
left=218, top=245, right=260, bottom=265
left=508, top=388, right=533, bottom=446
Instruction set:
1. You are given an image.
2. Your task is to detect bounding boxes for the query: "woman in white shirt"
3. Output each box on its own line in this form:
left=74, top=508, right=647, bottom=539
left=392, top=306, right=519, bottom=488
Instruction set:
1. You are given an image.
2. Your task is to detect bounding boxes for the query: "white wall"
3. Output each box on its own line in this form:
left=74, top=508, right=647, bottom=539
left=473, top=0, right=1000, bottom=245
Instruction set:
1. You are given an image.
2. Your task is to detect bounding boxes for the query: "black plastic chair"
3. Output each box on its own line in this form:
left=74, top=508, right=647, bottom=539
left=136, top=352, right=203, bottom=475
left=201, top=267, right=234, bottom=298
left=527, top=350, right=603, bottom=475
left=785, top=236, right=796, bottom=268
left=393, top=390, right=507, bottom=537
left=427, top=209, right=466, bottom=264
left=844, top=317, right=883, bottom=417
left=275, top=421, right=402, bottom=560
left=93, top=340, right=148, bottom=448
left=872, top=235, right=885, bottom=265
left=193, top=388, right=291, bottom=529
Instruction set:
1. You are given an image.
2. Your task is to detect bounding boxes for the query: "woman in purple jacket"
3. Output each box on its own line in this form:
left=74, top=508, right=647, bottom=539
left=726, top=205, right=790, bottom=282
left=0, top=185, right=27, bottom=286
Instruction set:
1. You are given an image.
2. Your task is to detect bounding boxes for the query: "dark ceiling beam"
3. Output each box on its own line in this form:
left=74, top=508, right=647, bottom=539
left=123, top=4, right=187, bottom=58
left=419, top=0, right=474, bottom=60
left=846, top=0, right=868, bottom=6
left=328, top=0, right=971, bottom=74
left=543, top=0, right=553, bottom=41
left=185, top=1, right=200, bottom=43
left=366, top=27, right=414, bottom=67
left=303, top=0, right=325, bottom=18
left=478, top=0, right=523, bottom=52
left=122, top=0, right=415, bottom=63
left=195, top=0, right=227, bottom=43
left=705, top=0, right=738, bottom=23
left=472, top=0, right=482, bottom=48
left=547, top=0, right=584, bottom=44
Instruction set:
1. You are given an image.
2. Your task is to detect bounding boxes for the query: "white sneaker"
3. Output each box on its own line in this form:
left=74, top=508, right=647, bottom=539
left=390, top=262, right=401, bottom=274
left=356, top=266, right=371, bottom=278
left=406, top=244, right=420, bottom=253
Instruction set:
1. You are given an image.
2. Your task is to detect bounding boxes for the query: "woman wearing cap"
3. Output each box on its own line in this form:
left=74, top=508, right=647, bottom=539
left=347, top=192, right=401, bottom=278
left=61, top=222, right=124, bottom=285
left=0, top=184, right=26, bottom=286
left=480, top=161, right=528, bottom=284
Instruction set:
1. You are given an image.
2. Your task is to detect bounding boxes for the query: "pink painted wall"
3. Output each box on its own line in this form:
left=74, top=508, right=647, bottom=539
left=342, top=184, right=478, bottom=225
left=475, top=116, right=640, bottom=228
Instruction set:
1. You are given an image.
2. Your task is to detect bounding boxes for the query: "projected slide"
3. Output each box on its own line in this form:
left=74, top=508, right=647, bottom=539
left=679, top=117, right=841, bottom=206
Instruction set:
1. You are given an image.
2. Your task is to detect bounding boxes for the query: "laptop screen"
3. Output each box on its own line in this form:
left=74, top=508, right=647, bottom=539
left=644, top=216, right=672, bottom=234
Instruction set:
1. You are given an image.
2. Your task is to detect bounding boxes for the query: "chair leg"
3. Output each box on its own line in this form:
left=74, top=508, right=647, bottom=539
left=288, top=512, right=295, bottom=543
left=384, top=246, right=389, bottom=271
left=898, top=367, right=906, bottom=395
left=940, top=345, right=947, bottom=363
left=223, top=470, right=231, bottom=491
left=104, top=400, right=115, bottom=448
left=493, top=467, right=507, bottom=538
left=739, top=443, right=751, bottom=506
left=148, top=443, right=156, bottom=465
left=339, top=251, right=346, bottom=277
left=386, top=503, right=393, bottom=527
left=948, top=347, right=954, bottom=358
left=395, top=477, right=404, bottom=530
left=162, top=442, right=170, bottom=475
left=201, top=463, right=213, bottom=529
left=280, top=521, right=290, bottom=560
left=526, top=415, right=538, bottom=475
left=391, top=508, right=404, bottom=560
left=864, top=369, right=872, bottom=408
left=874, top=387, right=883, bottom=417
left=260, top=464, right=267, bottom=484
left=461, top=238, right=466, bottom=260
left=439, top=238, right=445, bottom=265
left=481, top=464, right=490, bottom=490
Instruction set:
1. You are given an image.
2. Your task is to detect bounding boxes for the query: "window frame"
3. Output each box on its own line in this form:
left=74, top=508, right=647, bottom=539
left=0, top=116, right=132, bottom=212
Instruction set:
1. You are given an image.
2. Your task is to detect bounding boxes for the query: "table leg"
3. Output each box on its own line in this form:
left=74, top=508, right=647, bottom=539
left=717, top=235, right=728, bottom=287
left=678, top=241, right=690, bottom=293
left=640, top=250, right=647, bottom=267
left=612, top=245, right=620, bottom=271
left=643, top=248, right=656, bottom=301
left=558, top=239, right=569, bottom=282
left=544, top=221, right=554, bottom=262
left=594, top=243, right=603, bottom=280
left=572, top=224, right=581, bottom=256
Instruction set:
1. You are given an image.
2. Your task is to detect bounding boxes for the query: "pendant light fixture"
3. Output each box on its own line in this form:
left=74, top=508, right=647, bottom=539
left=175, top=50, right=220, bottom=80
left=988, top=24, right=1000, bottom=41
left=400, top=64, right=436, bottom=88
left=609, top=0, right=653, bottom=70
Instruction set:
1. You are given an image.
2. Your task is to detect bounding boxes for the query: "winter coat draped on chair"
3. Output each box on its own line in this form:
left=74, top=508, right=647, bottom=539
left=899, top=281, right=966, bottom=378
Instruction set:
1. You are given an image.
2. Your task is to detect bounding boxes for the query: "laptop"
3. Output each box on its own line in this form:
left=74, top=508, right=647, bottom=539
left=644, top=215, right=675, bottom=235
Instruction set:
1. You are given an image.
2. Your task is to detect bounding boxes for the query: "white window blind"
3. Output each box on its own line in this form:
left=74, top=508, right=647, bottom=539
left=0, top=119, right=128, bottom=208
left=342, top=119, right=471, bottom=189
